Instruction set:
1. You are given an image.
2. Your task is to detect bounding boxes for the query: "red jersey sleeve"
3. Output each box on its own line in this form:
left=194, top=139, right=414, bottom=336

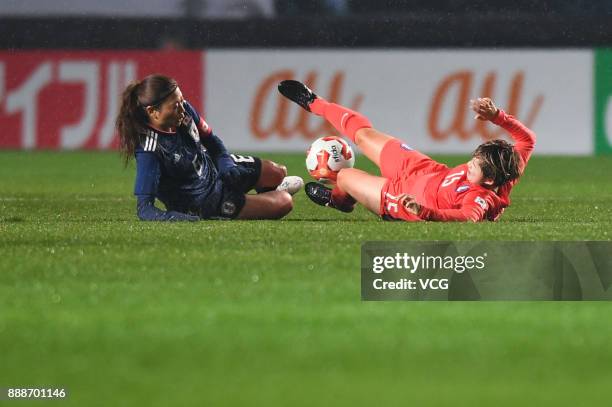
left=196, top=116, right=212, bottom=137
left=492, top=109, right=536, bottom=173
left=183, top=100, right=213, bottom=137
left=490, top=109, right=537, bottom=208
left=418, top=191, right=489, bottom=222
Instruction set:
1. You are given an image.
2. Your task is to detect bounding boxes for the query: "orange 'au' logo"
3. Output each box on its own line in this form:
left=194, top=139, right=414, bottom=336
left=428, top=70, right=544, bottom=141
left=250, top=70, right=363, bottom=140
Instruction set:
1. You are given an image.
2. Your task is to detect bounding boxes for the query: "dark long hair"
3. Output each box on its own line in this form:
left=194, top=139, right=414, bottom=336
left=115, top=74, right=178, bottom=165
left=473, top=139, right=521, bottom=187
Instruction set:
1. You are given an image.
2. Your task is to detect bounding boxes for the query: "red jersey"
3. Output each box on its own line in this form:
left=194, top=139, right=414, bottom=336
left=415, top=164, right=504, bottom=222
left=383, top=109, right=536, bottom=222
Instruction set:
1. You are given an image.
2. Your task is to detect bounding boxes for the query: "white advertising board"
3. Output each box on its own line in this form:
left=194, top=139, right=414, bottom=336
left=206, top=50, right=592, bottom=154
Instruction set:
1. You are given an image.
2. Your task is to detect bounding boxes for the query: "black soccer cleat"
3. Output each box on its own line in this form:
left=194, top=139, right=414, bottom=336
left=278, top=80, right=318, bottom=112
left=305, top=182, right=354, bottom=213
left=305, top=182, right=332, bottom=207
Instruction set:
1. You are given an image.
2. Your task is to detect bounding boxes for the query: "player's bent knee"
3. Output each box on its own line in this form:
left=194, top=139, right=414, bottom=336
left=278, top=163, right=288, bottom=178
left=275, top=165, right=288, bottom=185
left=276, top=162, right=288, bottom=180
left=262, top=160, right=287, bottom=186
left=263, top=191, right=292, bottom=219
left=273, top=191, right=293, bottom=219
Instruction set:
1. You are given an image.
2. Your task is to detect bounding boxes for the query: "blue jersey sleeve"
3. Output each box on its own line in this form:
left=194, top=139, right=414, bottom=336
left=183, top=100, right=235, bottom=173
left=134, top=151, right=199, bottom=222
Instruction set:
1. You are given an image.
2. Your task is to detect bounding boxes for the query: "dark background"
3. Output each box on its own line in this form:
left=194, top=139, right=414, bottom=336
left=1, top=0, right=611, bottom=49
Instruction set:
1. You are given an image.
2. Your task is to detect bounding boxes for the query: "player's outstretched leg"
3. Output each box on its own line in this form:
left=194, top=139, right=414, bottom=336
left=353, top=128, right=396, bottom=168
left=278, top=80, right=396, bottom=168
left=278, top=80, right=372, bottom=144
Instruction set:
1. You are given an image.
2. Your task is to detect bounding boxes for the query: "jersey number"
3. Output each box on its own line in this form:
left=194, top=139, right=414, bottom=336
left=441, top=170, right=465, bottom=187
left=231, top=154, right=255, bottom=163
left=385, top=193, right=399, bottom=214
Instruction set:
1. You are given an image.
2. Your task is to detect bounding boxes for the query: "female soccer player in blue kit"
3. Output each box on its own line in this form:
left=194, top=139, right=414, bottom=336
left=116, top=74, right=303, bottom=221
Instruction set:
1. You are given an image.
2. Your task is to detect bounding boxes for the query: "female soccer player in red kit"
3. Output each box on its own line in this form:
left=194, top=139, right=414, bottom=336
left=278, top=80, right=536, bottom=222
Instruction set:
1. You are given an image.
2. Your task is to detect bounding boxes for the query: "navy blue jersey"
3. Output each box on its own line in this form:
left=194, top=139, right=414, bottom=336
left=133, top=101, right=235, bottom=221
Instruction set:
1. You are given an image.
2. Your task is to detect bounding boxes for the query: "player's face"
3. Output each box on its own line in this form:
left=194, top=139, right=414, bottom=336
left=467, top=157, right=486, bottom=184
left=151, top=87, right=186, bottom=130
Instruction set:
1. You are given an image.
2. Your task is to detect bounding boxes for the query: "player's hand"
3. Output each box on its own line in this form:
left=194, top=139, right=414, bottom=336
left=399, top=194, right=422, bottom=216
left=470, top=97, right=499, bottom=121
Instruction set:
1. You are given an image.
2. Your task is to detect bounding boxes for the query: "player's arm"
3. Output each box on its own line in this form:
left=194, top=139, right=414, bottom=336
left=471, top=97, right=536, bottom=171
left=134, top=152, right=199, bottom=222
left=400, top=193, right=486, bottom=223
left=183, top=101, right=239, bottom=182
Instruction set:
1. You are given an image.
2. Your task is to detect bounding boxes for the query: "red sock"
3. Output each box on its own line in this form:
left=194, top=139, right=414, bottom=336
left=331, top=186, right=356, bottom=210
left=310, top=99, right=372, bottom=143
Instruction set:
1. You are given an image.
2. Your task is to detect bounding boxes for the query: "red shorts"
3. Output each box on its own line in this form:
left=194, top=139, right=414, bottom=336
left=378, top=140, right=447, bottom=221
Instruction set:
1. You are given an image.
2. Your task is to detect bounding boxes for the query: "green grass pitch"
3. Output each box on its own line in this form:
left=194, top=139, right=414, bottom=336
left=1, top=151, right=611, bottom=406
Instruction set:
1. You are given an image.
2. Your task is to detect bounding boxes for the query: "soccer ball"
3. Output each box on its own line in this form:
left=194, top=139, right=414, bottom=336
left=306, top=136, right=355, bottom=183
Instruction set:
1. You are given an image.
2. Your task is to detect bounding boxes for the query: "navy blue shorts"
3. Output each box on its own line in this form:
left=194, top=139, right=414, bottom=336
left=229, top=154, right=262, bottom=193
left=200, top=155, right=262, bottom=219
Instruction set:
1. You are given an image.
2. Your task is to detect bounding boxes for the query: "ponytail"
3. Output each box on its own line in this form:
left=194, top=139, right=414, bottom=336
left=116, top=74, right=179, bottom=166
left=116, top=80, right=146, bottom=166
